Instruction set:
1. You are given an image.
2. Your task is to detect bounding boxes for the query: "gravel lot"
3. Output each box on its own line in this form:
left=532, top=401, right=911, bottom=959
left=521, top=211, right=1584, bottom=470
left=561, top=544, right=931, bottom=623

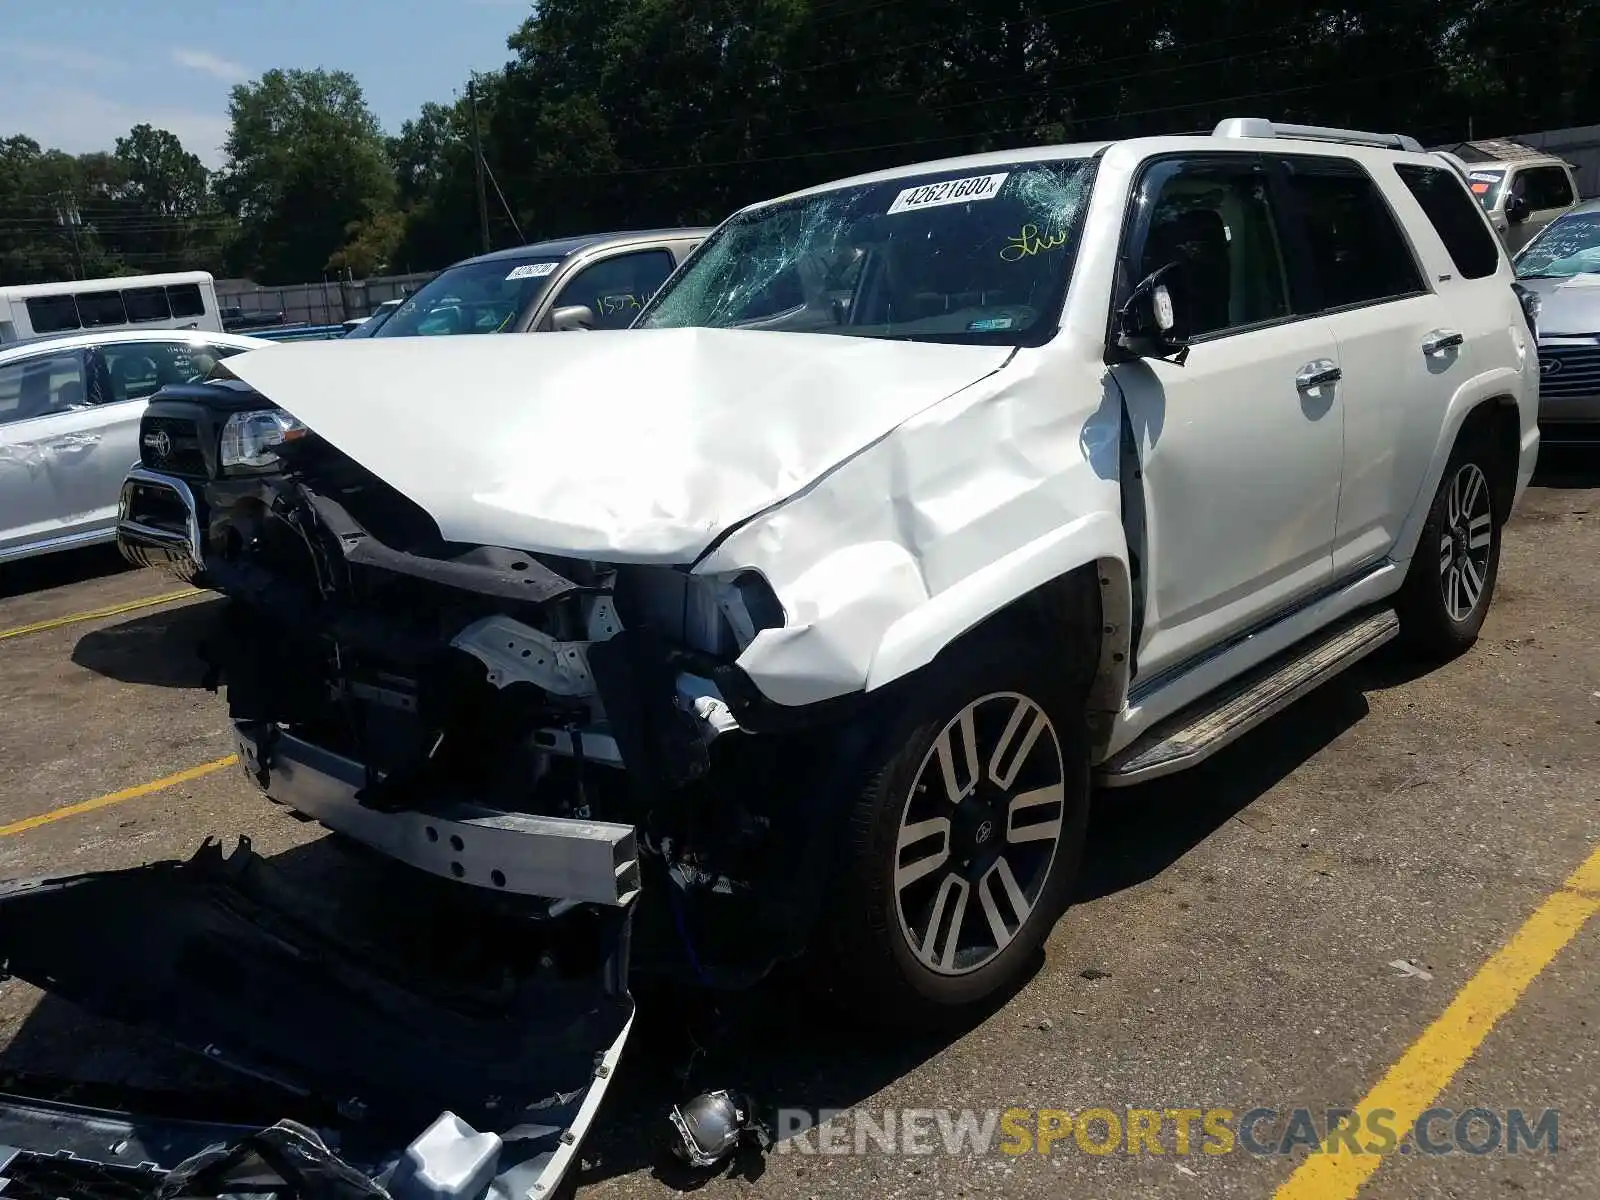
left=2, top=450, right=1596, bottom=1200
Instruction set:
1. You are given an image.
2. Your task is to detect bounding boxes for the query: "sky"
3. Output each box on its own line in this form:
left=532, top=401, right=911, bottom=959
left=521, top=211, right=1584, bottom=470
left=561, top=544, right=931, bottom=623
left=0, top=0, right=533, bottom=168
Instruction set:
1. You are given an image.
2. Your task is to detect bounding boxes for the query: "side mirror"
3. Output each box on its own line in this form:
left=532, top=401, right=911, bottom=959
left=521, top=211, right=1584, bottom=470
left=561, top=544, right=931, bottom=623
left=1506, top=193, right=1531, bottom=225
left=551, top=304, right=596, bottom=332
left=1114, top=261, right=1190, bottom=365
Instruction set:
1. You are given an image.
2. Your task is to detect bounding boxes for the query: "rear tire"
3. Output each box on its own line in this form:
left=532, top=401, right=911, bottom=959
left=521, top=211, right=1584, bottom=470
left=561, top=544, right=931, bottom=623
left=1396, top=432, right=1503, bottom=660
left=821, top=638, right=1090, bottom=1028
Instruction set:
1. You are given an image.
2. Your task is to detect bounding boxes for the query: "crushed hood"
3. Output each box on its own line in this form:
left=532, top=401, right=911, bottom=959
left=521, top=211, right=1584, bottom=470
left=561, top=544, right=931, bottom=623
left=224, top=328, right=1013, bottom=563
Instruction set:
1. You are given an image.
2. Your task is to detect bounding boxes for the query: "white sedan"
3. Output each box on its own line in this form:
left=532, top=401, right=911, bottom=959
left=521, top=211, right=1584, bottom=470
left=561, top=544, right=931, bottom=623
left=0, top=328, right=270, bottom=563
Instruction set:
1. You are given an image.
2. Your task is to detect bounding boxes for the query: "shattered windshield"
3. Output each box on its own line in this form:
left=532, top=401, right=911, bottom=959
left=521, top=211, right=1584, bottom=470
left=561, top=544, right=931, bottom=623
left=373, top=256, right=563, bottom=337
left=1515, top=212, right=1600, bottom=279
left=638, top=158, right=1097, bottom=345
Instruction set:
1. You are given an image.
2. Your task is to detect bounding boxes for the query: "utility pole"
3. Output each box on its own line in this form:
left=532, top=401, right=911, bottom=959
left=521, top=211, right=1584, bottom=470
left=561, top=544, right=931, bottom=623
left=468, top=77, right=491, bottom=255
left=54, top=198, right=84, bottom=279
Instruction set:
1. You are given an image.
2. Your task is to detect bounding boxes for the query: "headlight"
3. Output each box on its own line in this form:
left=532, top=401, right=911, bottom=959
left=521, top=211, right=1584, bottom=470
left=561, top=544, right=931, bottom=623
left=219, top=408, right=306, bottom=471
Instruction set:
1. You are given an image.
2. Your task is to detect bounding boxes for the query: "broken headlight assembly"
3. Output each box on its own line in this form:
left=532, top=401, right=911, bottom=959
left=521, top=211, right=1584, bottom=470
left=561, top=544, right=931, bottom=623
left=218, top=408, right=307, bottom=473
left=716, top=570, right=786, bottom=647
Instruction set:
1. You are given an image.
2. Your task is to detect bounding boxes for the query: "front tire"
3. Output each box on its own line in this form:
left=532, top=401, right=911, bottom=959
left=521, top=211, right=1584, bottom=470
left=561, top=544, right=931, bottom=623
left=1396, top=434, right=1503, bottom=660
left=823, top=639, right=1090, bottom=1026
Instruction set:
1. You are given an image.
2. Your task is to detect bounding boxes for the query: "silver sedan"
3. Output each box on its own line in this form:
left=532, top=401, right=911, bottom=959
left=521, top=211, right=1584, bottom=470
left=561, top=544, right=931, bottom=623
left=0, top=328, right=270, bottom=563
left=1514, top=199, right=1600, bottom=447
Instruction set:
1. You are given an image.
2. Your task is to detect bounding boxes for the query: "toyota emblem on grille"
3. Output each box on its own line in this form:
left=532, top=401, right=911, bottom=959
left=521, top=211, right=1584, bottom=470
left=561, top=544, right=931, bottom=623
left=142, top=429, right=172, bottom=459
left=1539, top=357, right=1562, bottom=377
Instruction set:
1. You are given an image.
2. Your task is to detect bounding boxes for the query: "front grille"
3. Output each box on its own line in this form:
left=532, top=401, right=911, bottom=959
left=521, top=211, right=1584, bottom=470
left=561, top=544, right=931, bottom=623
left=138, top=416, right=207, bottom=477
left=0, top=1151, right=164, bottom=1200
left=1538, top=345, right=1600, bottom=399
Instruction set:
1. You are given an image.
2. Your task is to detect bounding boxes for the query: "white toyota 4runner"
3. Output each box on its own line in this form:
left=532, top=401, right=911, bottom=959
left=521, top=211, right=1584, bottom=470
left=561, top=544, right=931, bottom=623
left=157, top=117, right=1540, bottom=1009
left=0, top=116, right=1539, bottom=1197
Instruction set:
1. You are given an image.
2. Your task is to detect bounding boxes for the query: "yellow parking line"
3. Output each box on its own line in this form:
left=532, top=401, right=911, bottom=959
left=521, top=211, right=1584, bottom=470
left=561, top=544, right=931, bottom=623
left=1274, top=843, right=1600, bottom=1199
left=0, top=755, right=239, bottom=839
left=0, top=587, right=205, bottom=642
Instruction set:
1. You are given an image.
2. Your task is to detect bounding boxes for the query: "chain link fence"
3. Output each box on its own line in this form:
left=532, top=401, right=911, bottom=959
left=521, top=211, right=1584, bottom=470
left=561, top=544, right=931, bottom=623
left=215, top=272, right=435, bottom=328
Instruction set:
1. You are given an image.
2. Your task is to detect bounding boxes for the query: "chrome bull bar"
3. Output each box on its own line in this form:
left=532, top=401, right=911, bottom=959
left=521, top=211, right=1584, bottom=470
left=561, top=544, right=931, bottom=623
left=116, top=466, right=206, bottom=583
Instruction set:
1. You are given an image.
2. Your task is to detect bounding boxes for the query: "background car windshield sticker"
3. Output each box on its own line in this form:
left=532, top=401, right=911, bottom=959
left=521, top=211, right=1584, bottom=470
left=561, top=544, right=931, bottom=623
left=968, top=316, right=1014, bottom=331
left=1468, top=170, right=1503, bottom=196
left=887, top=172, right=1010, bottom=215
left=506, top=261, right=559, bottom=280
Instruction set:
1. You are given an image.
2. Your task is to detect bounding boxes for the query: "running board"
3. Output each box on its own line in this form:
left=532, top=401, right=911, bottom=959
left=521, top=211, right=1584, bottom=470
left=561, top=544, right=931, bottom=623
left=1097, top=608, right=1399, bottom=786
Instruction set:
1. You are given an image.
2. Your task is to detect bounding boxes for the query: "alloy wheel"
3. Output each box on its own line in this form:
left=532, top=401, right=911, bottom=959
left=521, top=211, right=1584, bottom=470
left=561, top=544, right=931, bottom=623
left=1439, top=462, right=1494, bottom=623
left=892, top=692, right=1067, bottom=977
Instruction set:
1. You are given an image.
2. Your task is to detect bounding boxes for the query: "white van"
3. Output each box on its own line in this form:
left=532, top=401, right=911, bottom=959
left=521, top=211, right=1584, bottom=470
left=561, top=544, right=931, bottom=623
left=0, top=272, right=223, bottom=344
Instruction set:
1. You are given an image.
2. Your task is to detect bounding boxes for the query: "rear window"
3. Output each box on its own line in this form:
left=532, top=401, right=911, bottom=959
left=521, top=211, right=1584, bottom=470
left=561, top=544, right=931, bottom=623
left=25, top=295, right=80, bottom=334
left=1394, top=164, right=1501, bottom=280
left=167, top=284, right=206, bottom=318
left=76, top=291, right=128, bottom=328
left=1282, top=158, right=1426, bottom=309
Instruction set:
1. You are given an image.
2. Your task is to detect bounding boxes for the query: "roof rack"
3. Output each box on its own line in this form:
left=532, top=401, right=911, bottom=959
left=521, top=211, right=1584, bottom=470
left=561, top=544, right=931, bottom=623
left=1212, top=118, right=1424, bottom=154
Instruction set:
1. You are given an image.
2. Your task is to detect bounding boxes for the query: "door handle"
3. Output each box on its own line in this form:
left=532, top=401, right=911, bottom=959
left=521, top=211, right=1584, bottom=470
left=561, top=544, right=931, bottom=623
left=1295, top=360, right=1342, bottom=390
left=1422, top=329, right=1465, bottom=355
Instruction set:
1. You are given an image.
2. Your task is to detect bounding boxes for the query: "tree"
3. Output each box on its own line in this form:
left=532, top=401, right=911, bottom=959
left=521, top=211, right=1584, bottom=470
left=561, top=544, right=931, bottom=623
left=327, top=208, right=406, bottom=277
left=114, top=124, right=209, bottom=217
left=216, top=68, right=396, bottom=282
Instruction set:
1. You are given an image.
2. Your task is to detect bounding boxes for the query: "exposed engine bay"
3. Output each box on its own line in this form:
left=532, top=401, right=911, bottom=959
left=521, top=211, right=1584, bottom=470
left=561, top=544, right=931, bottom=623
left=191, top=425, right=865, bottom=982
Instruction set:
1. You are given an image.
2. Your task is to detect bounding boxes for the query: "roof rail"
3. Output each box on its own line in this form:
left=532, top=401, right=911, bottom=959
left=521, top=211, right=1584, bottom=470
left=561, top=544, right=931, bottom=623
left=1213, top=117, right=1424, bottom=154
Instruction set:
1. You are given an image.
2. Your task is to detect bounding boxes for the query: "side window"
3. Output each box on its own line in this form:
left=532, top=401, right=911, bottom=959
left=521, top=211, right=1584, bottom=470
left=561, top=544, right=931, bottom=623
left=553, top=250, right=676, bottom=330
left=1282, top=159, right=1425, bottom=309
left=25, top=295, right=80, bottom=334
left=0, top=353, right=89, bottom=425
left=193, top=342, right=251, bottom=380
left=101, top=342, right=216, bottom=403
left=1393, top=164, right=1501, bottom=280
left=77, top=291, right=128, bottom=328
left=1519, top=166, right=1574, bottom=211
left=123, top=287, right=172, bottom=323
left=1136, top=159, right=1291, bottom=339
left=166, top=284, right=206, bottom=318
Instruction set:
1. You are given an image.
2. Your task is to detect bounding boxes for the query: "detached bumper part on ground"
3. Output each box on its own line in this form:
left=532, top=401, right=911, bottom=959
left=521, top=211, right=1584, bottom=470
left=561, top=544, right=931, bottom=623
left=0, top=838, right=636, bottom=1199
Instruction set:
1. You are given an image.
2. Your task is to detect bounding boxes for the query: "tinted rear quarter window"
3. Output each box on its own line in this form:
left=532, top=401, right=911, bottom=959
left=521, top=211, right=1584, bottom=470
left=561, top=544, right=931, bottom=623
left=1283, top=158, right=1426, bottom=309
left=1394, top=164, right=1501, bottom=280
left=25, top=295, right=80, bottom=334
left=167, top=284, right=206, bottom=318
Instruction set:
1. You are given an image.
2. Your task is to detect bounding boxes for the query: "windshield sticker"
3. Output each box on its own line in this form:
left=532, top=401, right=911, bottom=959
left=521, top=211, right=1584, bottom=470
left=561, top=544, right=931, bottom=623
left=887, top=172, right=1010, bottom=215
left=968, top=317, right=1014, bottom=332
left=1470, top=182, right=1492, bottom=194
left=1000, top=223, right=1071, bottom=261
left=505, top=262, right=558, bottom=280
left=1468, top=171, right=1504, bottom=182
